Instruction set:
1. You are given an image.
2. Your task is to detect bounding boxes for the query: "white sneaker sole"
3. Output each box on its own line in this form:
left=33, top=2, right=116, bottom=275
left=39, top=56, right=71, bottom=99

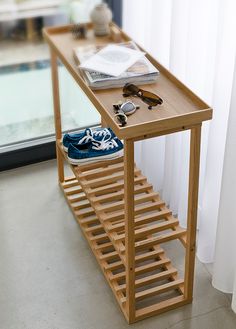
left=68, top=150, right=123, bottom=165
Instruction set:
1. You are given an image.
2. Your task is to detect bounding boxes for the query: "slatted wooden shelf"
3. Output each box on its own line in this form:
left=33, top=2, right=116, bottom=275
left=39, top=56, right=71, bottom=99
left=61, top=176, right=186, bottom=322
left=45, top=23, right=212, bottom=324
left=58, top=143, right=187, bottom=264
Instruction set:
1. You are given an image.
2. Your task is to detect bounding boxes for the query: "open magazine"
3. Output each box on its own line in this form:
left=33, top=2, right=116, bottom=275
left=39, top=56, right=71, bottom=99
left=79, top=44, right=146, bottom=77
left=73, top=41, right=159, bottom=90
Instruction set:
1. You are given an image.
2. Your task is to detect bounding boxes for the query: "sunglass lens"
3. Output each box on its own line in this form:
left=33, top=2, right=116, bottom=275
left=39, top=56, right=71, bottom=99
left=141, top=97, right=156, bottom=106
left=120, top=101, right=136, bottom=115
left=123, top=83, right=163, bottom=107
left=142, top=91, right=163, bottom=106
left=123, top=83, right=139, bottom=96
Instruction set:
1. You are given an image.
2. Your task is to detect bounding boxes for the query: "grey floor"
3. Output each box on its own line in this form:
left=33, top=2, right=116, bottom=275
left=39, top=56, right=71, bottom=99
left=0, top=160, right=236, bottom=329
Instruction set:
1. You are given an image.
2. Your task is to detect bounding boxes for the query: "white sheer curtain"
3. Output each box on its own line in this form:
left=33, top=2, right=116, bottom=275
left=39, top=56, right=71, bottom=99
left=123, top=0, right=236, bottom=311
left=212, top=56, right=236, bottom=312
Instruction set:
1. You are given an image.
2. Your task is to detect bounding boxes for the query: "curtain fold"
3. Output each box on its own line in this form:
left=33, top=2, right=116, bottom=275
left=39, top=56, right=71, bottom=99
left=212, top=55, right=236, bottom=311
left=197, top=0, right=236, bottom=262
left=123, top=0, right=236, bottom=311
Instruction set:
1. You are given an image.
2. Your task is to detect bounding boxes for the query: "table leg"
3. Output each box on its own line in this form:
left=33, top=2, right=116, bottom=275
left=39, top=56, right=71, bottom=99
left=50, top=49, right=64, bottom=183
left=124, top=139, right=136, bottom=323
left=26, top=18, right=36, bottom=41
left=184, top=125, right=202, bottom=301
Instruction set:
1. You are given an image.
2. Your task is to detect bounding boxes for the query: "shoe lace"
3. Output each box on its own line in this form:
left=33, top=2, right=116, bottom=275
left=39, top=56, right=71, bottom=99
left=78, top=129, right=111, bottom=145
left=93, top=129, right=111, bottom=141
left=92, top=139, right=118, bottom=151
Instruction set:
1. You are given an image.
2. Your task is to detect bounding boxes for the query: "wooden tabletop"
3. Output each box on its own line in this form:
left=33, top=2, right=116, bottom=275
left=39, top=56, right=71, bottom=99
left=43, top=24, right=212, bottom=140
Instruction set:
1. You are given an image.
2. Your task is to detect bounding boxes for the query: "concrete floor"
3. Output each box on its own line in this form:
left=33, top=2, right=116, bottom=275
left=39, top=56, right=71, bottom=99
left=0, top=160, right=236, bottom=329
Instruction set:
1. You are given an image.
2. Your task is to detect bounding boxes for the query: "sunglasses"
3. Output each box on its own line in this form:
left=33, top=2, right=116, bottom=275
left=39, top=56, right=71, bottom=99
left=123, top=83, right=163, bottom=109
left=113, top=100, right=139, bottom=126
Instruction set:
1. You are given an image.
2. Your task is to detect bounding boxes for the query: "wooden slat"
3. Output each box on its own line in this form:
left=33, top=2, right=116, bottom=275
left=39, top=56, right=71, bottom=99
left=134, top=209, right=173, bottom=227
left=104, top=260, right=123, bottom=271
left=115, top=218, right=179, bottom=242
left=133, top=201, right=166, bottom=216
left=135, top=279, right=184, bottom=302
left=135, top=228, right=186, bottom=251
left=79, top=215, right=98, bottom=225
left=99, top=250, right=118, bottom=261
left=121, top=279, right=184, bottom=304
left=109, top=209, right=172, bottom=232
left=74, top=156, right=124, bottom=172
left=68, top=194, right=87, bottom=203
left=99, top=248, right=165, bottom=264
left=110, top=258, right=171, bottom=281
left=120, top=227, right=186, bottom=253
left=62, top=179, right=78, bottom=188
left=64, top=186, right=83, bottom=196
left=116, top=268, right=178, bottom=293
left=75, top=207, right=97, bottom=218
left=135, top=249, right=164, bottom=263
left=86, top=175, right=147, bottom=196
left=81, top=168, right=141, bottom=189
left=134, top=268, right=178, bottom=289
left=93, top=241, right=114, bottom=251
left=90, top=233, right=108, bottom=242
left=135, top=295, right=187, bottom=322
left=72, top=199, right=93, bottom=211
left=96, top=192, right=158, bottom=213
left=103, top=200, right=165, bottom=222
left=63, top=176, right=77, bottom=183
left=85, top=224, right=104, bottom=233
left=134, top=258, right=171, bottom=276
left=79, top=162, right=124, bottom=180
left=90, top=183, right=153, bottom=203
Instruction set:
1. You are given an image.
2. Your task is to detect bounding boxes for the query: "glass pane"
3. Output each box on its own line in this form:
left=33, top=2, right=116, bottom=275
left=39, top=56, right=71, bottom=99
left=0, top=60, right=101, bottom=146
left=0, top=0, right=102, bottom=149
left=58, top=63, right=101, bottom=133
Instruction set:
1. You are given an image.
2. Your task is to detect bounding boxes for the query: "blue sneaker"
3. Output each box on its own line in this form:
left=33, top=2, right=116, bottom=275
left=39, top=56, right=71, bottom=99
left=62, top=127, right=115, bottom=152
left=67, top=137, right=123, bottom=164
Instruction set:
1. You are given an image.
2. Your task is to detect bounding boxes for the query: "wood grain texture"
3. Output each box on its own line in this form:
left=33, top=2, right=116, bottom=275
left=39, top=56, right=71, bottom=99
left=184, top=125, right=201, bottom=301
left=43, top=24, right=212, bottom=139
left=124, top=139, right=136, bottom=322
left=46, top=24, right=212, bottom=323
left=61, top=175, right=185, bottom=323
left=50, top=50, right=64, bottom=183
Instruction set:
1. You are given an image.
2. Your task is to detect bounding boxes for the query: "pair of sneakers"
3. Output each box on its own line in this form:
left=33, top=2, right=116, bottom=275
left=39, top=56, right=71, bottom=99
left=63, top=127, right=123, bottom=164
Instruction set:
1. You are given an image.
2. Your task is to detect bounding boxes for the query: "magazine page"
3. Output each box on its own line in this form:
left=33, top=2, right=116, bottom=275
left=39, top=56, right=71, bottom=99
left=79, top=44, right=145, bottom=77
left=74, top=42, right=159, bottom=84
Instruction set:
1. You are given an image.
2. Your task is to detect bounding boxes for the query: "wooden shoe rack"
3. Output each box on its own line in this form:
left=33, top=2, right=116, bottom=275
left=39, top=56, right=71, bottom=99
left=44, top=23, right=212, bottom=324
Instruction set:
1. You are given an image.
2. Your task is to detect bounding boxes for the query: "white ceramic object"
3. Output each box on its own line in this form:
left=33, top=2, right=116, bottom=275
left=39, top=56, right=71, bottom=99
left=90, top=3, right=112, bottom=36
left=70, top=1, right=87, bottom=24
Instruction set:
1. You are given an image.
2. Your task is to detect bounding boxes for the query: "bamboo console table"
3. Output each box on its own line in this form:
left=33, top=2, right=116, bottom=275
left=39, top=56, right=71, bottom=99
left=44, top=23, right=212, bottom=324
